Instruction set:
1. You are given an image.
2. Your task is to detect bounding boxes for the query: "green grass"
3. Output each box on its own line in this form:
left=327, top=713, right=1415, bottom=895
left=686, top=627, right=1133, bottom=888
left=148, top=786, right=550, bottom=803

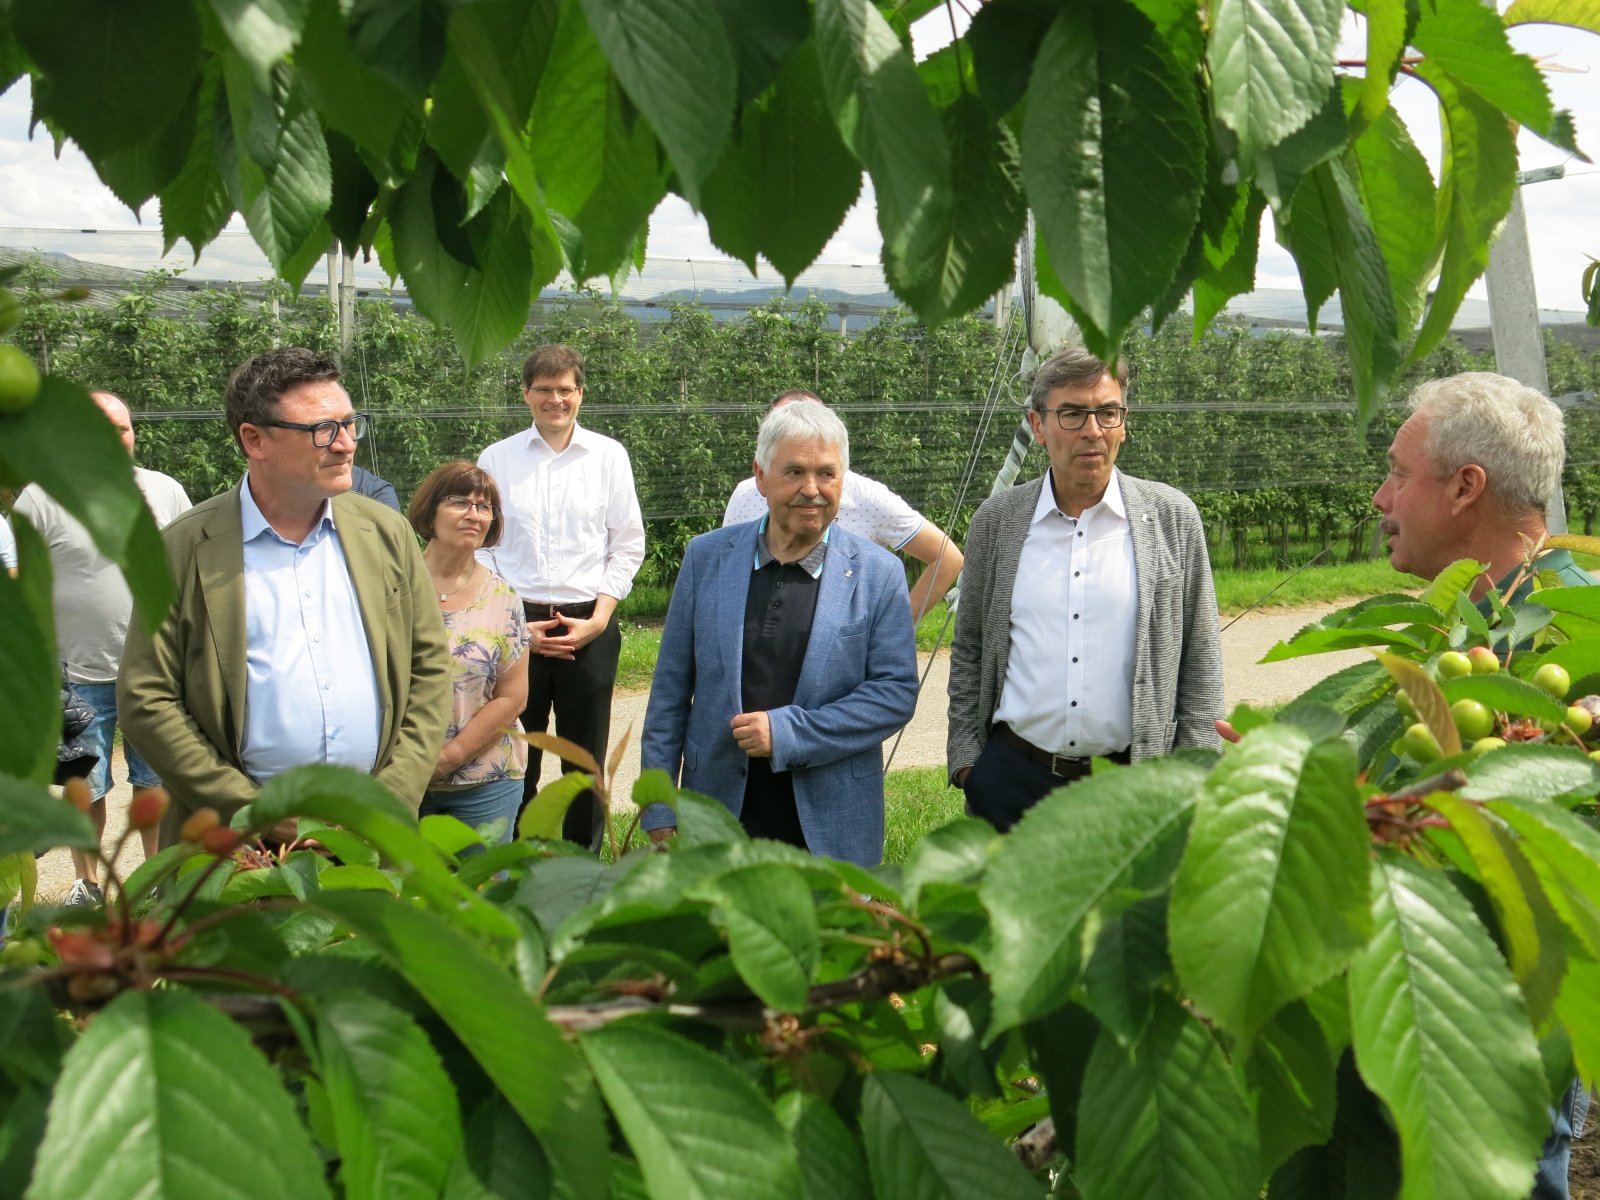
left=1212, top=560, right=1419, bottom=614
left=616, top=622, right=662, bottom=692
left=616, top=585, right=672, bottom=622
left=882, top=767, right=966, bottom=864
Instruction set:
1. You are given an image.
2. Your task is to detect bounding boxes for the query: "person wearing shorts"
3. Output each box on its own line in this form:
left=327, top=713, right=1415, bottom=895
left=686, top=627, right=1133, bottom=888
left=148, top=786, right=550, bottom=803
left=12, top=392, right=190, bottom=903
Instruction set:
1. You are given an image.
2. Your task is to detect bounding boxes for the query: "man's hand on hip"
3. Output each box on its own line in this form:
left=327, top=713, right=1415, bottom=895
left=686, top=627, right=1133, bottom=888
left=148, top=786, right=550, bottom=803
left=730, top=711, right=773, bottom=757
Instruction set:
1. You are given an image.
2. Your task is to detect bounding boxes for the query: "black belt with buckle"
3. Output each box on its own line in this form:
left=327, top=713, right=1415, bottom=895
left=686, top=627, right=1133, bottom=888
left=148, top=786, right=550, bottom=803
left=992, top=723, right=1130, bottom=779
left=522, top=600, right=598, bottom=621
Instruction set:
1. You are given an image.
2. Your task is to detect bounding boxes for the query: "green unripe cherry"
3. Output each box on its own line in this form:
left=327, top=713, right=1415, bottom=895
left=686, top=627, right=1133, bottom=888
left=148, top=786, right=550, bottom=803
left=1401, top=722, right=1442, bottom=763
left=1451, top=699, right=1495, bottom=742
left=1469, top=736, right=1506, bottom=758
left=0, top=344, right=41, bottom=413
left=1437, top=651, right=1472, bottom=680
left=1564, top=705, right=1593, bottom=738
left=1534, top=663, right=1572, bottom=700
left=1396, top=689, right=1419, bottom=722
left=1467, top=646, right=1500, bottom=675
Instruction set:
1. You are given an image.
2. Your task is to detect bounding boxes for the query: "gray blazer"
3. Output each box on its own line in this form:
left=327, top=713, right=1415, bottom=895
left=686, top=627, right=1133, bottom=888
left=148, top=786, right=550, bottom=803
left=946, top=470, right=1223, bottom=781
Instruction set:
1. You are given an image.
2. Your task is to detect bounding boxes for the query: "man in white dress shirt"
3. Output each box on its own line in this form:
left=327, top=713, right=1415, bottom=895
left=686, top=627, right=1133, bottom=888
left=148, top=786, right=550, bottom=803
left=947, top=345, right=1223, bottom=831
left=14, top=392, right=191, bottom=901
left=477, top=344, right=646, bottom=849
left=722, top=389, right=964, bottom=624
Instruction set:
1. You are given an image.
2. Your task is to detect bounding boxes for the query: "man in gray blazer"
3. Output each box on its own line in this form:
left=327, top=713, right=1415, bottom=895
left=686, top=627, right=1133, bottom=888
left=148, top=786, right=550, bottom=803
left=640, top=401, right=919, bottom=866
left=947, top=345, right=1222, bottom=830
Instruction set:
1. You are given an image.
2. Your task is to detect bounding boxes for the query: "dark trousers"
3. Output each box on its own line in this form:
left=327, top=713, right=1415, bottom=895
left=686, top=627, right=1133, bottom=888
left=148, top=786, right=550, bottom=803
left=962, top=736, right=1074, bottom=832
left=519, top=607, right=621, bottom=852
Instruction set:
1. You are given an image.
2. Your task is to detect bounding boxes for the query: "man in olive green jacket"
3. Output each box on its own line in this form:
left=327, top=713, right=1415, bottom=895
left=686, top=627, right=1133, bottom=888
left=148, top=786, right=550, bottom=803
left=118, top=348, right=451, bottom=846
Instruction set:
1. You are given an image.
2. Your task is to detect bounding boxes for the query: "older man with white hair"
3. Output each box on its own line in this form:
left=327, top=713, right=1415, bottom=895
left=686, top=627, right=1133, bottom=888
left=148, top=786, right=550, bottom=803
left=1370, top=371, right=1588, bottom=1200
left=640, top=401, right=919, bottom=866
left=1374, top=370, right=1583, bottom=599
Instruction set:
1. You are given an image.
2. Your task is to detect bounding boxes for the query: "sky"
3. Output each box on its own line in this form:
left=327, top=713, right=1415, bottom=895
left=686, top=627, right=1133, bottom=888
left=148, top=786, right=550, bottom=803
left=0, top=9, right=1595, bottom=312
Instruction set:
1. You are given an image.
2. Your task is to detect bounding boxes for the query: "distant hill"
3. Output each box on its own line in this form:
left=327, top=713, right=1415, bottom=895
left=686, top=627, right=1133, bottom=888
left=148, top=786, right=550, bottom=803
left=3, top=245, right=1594, bottom=349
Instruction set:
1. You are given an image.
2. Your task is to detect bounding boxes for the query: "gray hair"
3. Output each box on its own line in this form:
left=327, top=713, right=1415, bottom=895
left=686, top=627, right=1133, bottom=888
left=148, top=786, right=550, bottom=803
left=767, top=388, right=823, bottom=412
left=1028, top=344, right=1129, bottom=411
left=755, top=398, right=850, bottom=475
left=1408, top=372, right=1564, bottom=516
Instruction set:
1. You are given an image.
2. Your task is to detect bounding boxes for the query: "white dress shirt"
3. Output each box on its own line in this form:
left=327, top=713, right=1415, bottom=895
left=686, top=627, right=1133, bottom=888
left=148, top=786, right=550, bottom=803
left=992, top=469, right=1138, bottom=756
left=477, top=423, right=646, bottom=605
left=723, top=471, right=924, bottom=551
left=238, top=478, right=382, bottom=782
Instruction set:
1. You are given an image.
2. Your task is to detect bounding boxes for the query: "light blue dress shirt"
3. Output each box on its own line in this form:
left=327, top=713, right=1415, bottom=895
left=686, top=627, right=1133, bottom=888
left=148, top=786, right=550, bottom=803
left=238, top=477, right=382, bottom=782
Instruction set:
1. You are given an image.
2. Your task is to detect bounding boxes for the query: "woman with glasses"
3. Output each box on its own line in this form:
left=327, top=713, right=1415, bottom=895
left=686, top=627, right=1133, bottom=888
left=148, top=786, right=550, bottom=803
left=407, top=461, right=531, bottom=847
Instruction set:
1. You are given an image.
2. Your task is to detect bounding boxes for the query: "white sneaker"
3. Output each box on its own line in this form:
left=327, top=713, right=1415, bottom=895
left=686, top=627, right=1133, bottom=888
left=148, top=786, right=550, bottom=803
left=63, top=879, right=103, bottom=907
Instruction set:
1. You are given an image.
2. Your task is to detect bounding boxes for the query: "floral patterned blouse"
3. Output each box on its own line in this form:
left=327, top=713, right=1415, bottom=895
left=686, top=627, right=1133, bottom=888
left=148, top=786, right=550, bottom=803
left=434, top=571, right=531, bottom=788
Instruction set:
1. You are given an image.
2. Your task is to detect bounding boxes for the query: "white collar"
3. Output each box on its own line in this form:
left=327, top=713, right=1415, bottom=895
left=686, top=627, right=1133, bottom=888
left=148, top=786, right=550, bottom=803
left=1032, top=468, right=1127, bottom=526
left=526, top=422, right=592, bottom=455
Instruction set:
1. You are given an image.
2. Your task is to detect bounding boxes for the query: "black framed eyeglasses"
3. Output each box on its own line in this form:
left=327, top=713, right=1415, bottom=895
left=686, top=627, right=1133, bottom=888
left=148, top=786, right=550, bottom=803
left=1039, top=404, right=1127, bottom=430
left=262, top=413, right=369, bottom=447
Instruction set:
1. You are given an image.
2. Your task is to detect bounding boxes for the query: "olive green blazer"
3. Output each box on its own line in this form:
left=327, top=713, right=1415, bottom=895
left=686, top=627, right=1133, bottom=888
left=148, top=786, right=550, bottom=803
left=118, top=483, right=451, bottom=842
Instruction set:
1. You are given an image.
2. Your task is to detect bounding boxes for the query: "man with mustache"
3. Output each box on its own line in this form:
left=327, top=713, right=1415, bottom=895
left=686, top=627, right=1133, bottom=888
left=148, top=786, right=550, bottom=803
left=119, top=347, right=452, bottom=844
left=947, top=344, right=1223, bottom=831
left=722, top=389, right=964, bottom=625
left=639, top=400, right=919, bottom=866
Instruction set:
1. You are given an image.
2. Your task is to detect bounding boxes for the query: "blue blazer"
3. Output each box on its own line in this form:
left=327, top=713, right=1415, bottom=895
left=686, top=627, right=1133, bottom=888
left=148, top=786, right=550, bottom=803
left=640, top=521, right=920, bottom=866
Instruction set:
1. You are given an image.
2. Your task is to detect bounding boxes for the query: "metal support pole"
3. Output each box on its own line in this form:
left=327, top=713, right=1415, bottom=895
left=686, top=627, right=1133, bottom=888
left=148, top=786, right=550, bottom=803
left=1487, top=182, right=1566, bottom=531
left=339, top=254, right=356, bottom=362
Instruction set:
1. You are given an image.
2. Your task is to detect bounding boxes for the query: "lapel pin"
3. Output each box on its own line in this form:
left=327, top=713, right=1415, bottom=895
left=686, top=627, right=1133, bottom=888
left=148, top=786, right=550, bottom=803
left=845, top=569, right=853, bottom=577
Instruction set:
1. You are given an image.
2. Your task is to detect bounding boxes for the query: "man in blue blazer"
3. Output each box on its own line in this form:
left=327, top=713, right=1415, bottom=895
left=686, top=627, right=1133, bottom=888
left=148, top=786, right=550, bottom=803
left=640, top=400, right=919, bottom=866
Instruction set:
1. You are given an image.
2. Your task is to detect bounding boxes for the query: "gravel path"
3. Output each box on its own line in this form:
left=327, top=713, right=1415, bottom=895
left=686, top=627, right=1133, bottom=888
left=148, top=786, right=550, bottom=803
left=34, top=601, right=1363, bottom=901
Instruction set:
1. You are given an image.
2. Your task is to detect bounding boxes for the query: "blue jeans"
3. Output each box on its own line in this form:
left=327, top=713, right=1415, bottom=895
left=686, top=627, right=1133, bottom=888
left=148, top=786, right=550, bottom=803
left=1533, top=1081, right=1590, bottom=1200
left=420, top=777, right=522, bottom=852
left=76, top=682, right=159, bottom=802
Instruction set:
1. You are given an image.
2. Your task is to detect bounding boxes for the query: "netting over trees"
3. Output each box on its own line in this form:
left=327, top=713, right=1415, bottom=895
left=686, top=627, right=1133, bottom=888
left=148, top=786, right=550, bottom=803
left=9, top=260, right=1600, bottom=581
